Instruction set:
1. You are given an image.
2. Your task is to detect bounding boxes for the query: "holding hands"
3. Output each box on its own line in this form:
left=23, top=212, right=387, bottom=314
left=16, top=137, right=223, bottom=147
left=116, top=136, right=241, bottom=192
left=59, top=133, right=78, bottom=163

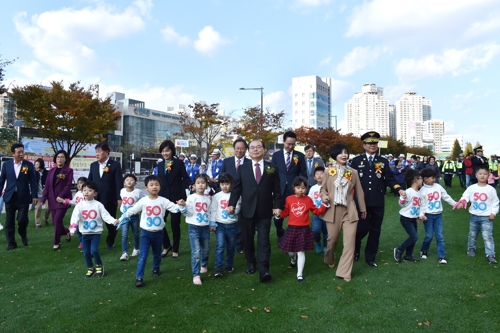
left=177, top=199, right=186, bottom=207
left=273, top=209, right=282, bottom=219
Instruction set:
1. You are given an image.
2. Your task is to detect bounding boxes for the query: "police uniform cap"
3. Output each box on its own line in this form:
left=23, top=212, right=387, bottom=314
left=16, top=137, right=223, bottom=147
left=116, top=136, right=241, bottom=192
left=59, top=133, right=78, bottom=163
left=360, top=131, right=380, bottom=143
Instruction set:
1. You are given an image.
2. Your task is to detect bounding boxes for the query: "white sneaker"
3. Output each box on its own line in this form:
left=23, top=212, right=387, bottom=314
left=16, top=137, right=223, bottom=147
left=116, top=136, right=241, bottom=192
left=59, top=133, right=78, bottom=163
left=120, top=253, right=129, bottom=261
left=0, top=223, right=3, bottom=231
left=420, top=251, right=428, bottom=259
left=131, top=249, right=140, bottom=257
left=438, top=258, right=447, bottom=264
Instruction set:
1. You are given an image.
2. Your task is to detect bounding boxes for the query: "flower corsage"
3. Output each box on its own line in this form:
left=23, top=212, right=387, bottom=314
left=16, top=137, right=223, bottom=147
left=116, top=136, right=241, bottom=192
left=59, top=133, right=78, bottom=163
left=328, top=168, right=337, bottom=176
left=165, top=160, right=173, bottom=172
left=293, top=155, right=299, bottom=165
left=266, top=165, right=275, bottom=174
left=344, top=169, right=352, bottom=181
left=103, top=165, right=110, bottom=173
left=374, top=162, right=384, bottom=173
left=21, top=165, right=29, bottom=174
left=58, top=173, right=66, bottom=179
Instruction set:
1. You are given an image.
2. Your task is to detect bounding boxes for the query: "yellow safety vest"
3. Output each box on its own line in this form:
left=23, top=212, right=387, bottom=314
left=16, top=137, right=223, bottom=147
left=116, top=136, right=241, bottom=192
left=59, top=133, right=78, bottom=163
left=489, top=159, right=498, bottom=171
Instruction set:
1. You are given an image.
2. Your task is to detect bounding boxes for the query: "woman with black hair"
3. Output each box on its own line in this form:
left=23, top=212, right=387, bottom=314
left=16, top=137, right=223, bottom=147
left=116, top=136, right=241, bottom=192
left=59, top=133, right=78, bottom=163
left=34, top=158, right=50, bottom=228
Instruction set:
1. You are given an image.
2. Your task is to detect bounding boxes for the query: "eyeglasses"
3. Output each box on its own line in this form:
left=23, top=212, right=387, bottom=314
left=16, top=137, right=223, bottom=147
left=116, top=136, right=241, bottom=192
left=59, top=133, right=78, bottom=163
left=249, top=145, right=263, bottom=150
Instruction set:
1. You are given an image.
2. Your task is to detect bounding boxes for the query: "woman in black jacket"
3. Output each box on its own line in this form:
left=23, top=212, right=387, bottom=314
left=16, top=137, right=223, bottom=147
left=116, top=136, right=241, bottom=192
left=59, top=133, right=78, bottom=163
left=34, top=158, right=50, bottom=228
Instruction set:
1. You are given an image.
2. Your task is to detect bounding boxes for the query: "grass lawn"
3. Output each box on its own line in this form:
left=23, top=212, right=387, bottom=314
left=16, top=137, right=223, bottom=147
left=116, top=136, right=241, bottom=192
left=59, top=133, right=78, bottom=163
left=1, top=178, right=500, bottom=332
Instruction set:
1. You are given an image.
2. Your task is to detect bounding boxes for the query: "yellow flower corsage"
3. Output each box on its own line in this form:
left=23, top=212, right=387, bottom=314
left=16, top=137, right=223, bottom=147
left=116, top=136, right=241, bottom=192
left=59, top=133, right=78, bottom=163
left=374, top=162, right=383, bottom=173
left=58, top=174, right=66, bottom=179
left=21, top=165, right=28, bottom=174
left=165, top=160, right=173, bottom=172
left=328, top=168, right=337, bottom=176
left=103, top=166, right=110, bottom=173
left=314, top=162, right=319, bottom=169
left=266, top=166, right=275, bottom=174
left=344, top=170, right=352, bottom=181
left=293, top=155, right=299, bottom=165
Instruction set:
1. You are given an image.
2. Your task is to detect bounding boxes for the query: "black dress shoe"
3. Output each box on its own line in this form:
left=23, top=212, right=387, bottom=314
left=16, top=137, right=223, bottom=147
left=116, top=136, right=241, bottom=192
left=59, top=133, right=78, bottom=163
left=6, top=244, right=17, bottom=251
left=246, top=264, right=256, bottom=274
left=367, top=261, right=378, bottom=267
left=53, top=245, right=61, bottom=251
left=354, top=253, right=360, bottom=261
left=260, top=272, right=272, bottom=283
left=22, top=237, right=28, bottom=246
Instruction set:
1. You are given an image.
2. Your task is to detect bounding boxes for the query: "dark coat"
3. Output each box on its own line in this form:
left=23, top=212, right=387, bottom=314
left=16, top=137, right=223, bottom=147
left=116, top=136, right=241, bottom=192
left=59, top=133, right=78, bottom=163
left=271, top=149, right=307, bottom=196
left=219, top=156, right=252, bottom=177
left=157, top=158, right=191, bottom=201
left=0, top=159, right=38, bottom=204
left=88, top=159, right=123, bottom=206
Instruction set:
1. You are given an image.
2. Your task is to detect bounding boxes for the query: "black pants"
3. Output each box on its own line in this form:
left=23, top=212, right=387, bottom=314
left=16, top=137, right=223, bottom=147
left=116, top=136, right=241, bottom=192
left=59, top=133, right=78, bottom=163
left=4, top=193, right=29, bottom=246
left=274, top=188, right=292, bottom=237
left=443, top=174, right=453, bottom=187
left=355, top=205, right=385, bottom=263
left=103, top=202, right=118, bottom=247
left=162, top=211, right=182, bottom=253
left=241, top=214, right=271, bottom=275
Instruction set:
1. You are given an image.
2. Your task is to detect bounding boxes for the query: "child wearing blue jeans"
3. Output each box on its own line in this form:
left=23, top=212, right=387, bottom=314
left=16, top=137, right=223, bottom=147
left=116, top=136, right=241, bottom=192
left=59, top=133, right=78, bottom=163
left=119, top=175, right=186, bottom=287
left=119, top=174, right=145, bottom=261
left=209, top=173, right=241, bottom=277
left=418, top=168, right=456, bottom=264
left=182, top=174, right=212, bottom=285
left=308, top=167, right=328, bottom=253
left=394, top=169, right=426, bottom=263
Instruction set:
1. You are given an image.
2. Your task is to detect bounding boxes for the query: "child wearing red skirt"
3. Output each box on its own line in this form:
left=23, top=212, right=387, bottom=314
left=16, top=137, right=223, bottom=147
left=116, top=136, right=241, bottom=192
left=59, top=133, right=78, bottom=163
left=278, top=176, right=329, bottom=282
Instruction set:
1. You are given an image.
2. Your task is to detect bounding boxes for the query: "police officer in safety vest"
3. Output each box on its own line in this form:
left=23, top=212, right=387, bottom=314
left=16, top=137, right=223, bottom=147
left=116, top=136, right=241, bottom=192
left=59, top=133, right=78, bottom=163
left=489, top=154, right=498, bottom=188
left=442, top=156, right=456, bottom=188
left=456, top=154, right=465, bottom=188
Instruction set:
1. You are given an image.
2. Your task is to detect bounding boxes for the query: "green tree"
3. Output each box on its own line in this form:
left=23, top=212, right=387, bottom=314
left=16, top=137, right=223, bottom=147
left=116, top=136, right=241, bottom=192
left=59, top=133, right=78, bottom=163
left=464, top=142, right=473, bottom=156
left=0, top=127, right=17, bottom=156
left=234, top=106, right=286, bottom=155
left=0, top=54, right=16, bottom=94
left=380, top=136, right=407, bottom=157
left=450, top=139, right=463, bottom=160
left=11, top=81, right=120, bottom=162
left=407, top=146, right=433, bottom=157
left=176, top=102, right=231, bottom=163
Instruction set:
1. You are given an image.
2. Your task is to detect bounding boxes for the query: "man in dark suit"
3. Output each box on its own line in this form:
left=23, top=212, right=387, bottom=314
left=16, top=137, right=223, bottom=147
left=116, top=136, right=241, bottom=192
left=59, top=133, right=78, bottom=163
left=304, top=144, right=325, bottom=187
left=470, top=145, right=488, bottom=185
left=351, top=132, right=404, bottom=267
left=0, top=143, right=38, bottom=251
left=228, top=140, right=282, bottom=283
left=220, top=138, right=251, bottom=254
left=271, top=131, right=307, bottom=237
left=88, top=142, right=123, bottom=250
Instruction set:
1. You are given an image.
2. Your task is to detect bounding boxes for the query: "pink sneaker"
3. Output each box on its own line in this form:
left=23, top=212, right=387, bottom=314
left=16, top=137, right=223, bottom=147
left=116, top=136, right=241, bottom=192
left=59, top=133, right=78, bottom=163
left=200, top=266, right=208, bottom=274
left=78, top=242, right=83, bottom=249
left=193, top=276, right=202, bottom=285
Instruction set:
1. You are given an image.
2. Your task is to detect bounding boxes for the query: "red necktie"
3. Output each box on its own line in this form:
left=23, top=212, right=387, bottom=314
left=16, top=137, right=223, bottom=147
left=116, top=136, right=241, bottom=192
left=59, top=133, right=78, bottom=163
left=236, top=159, right=241, bottom=170
left=255, top=163, right=262, bottom=184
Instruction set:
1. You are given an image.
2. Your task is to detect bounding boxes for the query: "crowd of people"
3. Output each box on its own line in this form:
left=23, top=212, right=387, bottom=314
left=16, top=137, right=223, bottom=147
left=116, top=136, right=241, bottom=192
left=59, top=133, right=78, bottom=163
left=0, top=132, right=497, bottom=287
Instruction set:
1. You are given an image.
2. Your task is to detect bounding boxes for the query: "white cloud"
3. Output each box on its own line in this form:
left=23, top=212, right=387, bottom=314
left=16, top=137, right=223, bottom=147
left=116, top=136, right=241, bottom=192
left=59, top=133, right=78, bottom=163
left=384, top=84, right=417, bottom=103
left=346, top=0, right=499, bottom=47
left=329, top=79, right=355, bottom=104
left=13, top=1, right=150, bottom=76
left=464, top=12, right=500, bottom=40
left=471, top=77, right=481, bottom=83
left=160, top=26, right=190, bottom=46
left=445, top=121, right=456, bottom=133
left=336, top=46, right=383, bottom=77
left=294, top=0, right=332, bottom=7
left=395, top=44, right=500, bottom=80
left=193, top=26, right=230, bottom=57
left=264, top=91, right=288, bottom=112
left=319, top=56, right=332, bottom=66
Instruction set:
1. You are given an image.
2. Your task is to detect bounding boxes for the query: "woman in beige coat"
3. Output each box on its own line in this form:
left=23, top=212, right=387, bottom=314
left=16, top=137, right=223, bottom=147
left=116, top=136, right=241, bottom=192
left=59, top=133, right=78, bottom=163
left=321, top=144, right=366, bottom=281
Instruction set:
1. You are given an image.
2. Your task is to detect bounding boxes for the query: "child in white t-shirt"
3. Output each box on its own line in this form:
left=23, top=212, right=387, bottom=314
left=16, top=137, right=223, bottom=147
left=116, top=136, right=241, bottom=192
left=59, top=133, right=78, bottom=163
left=209, top=173, right=241, bottom=277
left=119, top=174, right=146, bottom=261
left=182, top=174, right=212, bottom=285
left=454, top=165, right=499, bottom=264
left=70, top=177, right=87, bottom=249
left=308, top=167, right=327, bottom=253
left=394, top=169, right=426, bottom=263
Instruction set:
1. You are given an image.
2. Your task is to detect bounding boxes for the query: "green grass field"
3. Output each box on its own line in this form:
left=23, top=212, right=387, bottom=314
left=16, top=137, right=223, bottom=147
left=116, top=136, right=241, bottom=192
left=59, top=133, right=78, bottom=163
left=1, top=179, right=500, bottom=332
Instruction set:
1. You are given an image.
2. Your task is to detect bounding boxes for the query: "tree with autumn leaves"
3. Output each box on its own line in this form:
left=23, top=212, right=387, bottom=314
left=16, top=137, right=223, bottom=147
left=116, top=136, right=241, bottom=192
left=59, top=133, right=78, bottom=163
left=10, top=81, right=120, bottom=162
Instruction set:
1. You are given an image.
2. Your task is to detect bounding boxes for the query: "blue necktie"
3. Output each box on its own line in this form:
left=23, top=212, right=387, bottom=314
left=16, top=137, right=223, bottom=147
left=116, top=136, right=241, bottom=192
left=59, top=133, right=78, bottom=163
left=368, top=156, right=373, bottom=168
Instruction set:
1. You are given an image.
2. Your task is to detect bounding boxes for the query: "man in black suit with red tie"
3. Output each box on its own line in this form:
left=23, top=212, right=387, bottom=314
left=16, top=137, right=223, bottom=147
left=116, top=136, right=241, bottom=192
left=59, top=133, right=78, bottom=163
left=220, top=138, right=251, bottom=254
left=228, top=140, right=282, bottom=283
left=271, top=131, right=307, bottom=238
left=88, top=142, right=123, bottom=250
left=0, top=143, right=38, bottom=251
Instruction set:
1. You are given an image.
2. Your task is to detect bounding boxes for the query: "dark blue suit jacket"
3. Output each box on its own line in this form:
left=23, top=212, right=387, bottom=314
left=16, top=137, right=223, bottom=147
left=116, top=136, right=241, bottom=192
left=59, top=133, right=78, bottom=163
left=158, top=158, right=191, bottom=201
left=271, top=149, right=307, bottom=196
left=88, top=159, right=123, bottom=207
left=220, top=156, right=252, bottom=177
left=0, top=159, right=38, bottom=204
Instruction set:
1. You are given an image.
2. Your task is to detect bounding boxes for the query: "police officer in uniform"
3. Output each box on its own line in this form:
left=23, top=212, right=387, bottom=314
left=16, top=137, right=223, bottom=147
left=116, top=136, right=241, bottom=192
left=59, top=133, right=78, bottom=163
left=471, top=145, right=488, bottom=185
left=441, top=156, right=456, bottom=188
left=352, top=131, right=404, bottom=267
left=456, top=154, right=465, bottom=188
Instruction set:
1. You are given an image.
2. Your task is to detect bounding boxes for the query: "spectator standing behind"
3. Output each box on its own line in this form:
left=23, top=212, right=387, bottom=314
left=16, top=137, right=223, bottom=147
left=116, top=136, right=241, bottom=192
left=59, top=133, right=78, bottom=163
left=304, top=145, right=324, bottom=187
left=392, top=159, right=407, bottom=195
left=425, top=156, right=441, bottom=183
left=351, top=132, right=403, bottom=267
left=308, top=167, right=328, bottom=253
left=441, top=156, right=456, bottom=188
left=178, top=153, right=188, bottom=168
left=456, top=154, right=466, bottom=188
left=0, top=143, right=38, bottom=251
left=220, top=138, right=251, bottom=254
left=88, top=142, right=123, bottom=250
left=464, top=153, right=473, bottom=187
left=199, top=163, right=207, bottom=174
left=186, top=154, right=200, bottom=184
left=40, top=150, right=74, bottom=250
left=417, top=156, right=429, bottom=172
left=489, top=154, right=498, bottom=188
left=387, top=154, right=395, bottom=170
left=470, top=145, right=488, bottom=185
left=271, top=131, right=307, bottom=238
left=207, top=149, right=224, bottom=192
left=152, top=158, right=162, bottom=176
left=34, top=158, right=50, bottom=228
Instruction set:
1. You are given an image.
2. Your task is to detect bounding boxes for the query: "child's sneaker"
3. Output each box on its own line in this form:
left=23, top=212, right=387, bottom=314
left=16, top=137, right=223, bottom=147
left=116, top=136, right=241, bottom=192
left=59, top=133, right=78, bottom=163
left=315, top=243, right=322, bottom=253
left=131, top=248, right=140, bottom=257
left=0, top=223, right=3, bottom=231
left=467, top=248, right=476, bottom=257
left=85, top=268, right=95, bottom=278
left=214, top=267, right=223, bottom=277
left=120, top=253, right=129, bottom=261
left=420, top=251, right=428, bottom=259
left=438, top=257, right=447, bottom=264
left=403, top=256, right=419, bottom=262
left=225, top=266, right=234, bottom=273
left=135, top=279, right=144, bottom=287
left=95, top=266, right=104, bottom=278
left=200, top=266, right=208, bottom=274
left=394, top=248, right=403, bottom=263
left=290, top=254, right=297, bottom=268
left=487, top=255, right=498, bottom=264
left=152, top=270, right=161, bottom=277
left=78, top=242, right=83, bottom=249
left=193, top=276, right=202, bottom=285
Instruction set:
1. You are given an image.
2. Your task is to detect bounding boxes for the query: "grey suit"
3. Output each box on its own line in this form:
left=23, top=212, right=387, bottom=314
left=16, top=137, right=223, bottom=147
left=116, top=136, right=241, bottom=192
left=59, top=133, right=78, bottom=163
left=305, top=157, right=325, bottom=187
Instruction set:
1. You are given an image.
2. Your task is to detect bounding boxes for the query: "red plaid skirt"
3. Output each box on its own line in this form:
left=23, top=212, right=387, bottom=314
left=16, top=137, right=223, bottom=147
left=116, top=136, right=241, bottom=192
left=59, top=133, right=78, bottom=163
left=278, top=226, right=314, bottom=252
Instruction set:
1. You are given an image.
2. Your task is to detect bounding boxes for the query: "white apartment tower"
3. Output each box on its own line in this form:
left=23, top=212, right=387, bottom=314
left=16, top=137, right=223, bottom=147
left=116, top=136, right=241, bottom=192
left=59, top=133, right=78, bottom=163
left=395, top=92, right=432, bottom=145
left=345, top=83, right=391, bottom=138
left=291, top=75, right=331, bottom=129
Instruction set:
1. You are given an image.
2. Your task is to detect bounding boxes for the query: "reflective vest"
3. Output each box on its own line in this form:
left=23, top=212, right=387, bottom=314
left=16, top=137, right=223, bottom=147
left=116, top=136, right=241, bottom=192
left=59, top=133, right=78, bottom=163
left=442, top=161, right=456, bottom=174
left=489, top=159, right=498, bottom=171
left=456, top=161, right=464, bottom=174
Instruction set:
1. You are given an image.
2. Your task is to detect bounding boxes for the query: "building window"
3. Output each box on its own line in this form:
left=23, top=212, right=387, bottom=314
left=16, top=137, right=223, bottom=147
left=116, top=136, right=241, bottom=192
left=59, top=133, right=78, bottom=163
left=302, top=101, right=305, bottom=106
left=295, top=102, right=298, bottom=106
left=310, top=110, right=315, bottom=116
left=302, top=93, right=305, bottom=97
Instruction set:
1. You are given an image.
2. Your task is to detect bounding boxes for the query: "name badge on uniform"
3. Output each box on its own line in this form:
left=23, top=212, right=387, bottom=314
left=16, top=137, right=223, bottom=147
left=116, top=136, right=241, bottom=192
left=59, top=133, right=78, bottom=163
left=377, top=173, right=381, bottom=178
left=360, top=172, right=363, bottom=177
left=358, top=165, right=365, bottom=168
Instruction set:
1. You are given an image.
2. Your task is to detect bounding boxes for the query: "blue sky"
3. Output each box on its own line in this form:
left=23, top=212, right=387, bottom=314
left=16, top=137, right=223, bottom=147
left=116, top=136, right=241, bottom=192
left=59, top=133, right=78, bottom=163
left=2, top=0, right=500, bottom=152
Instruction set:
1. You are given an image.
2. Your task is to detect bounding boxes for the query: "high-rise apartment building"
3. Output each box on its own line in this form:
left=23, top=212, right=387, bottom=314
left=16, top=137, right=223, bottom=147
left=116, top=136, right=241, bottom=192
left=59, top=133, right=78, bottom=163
left=291, top=75, right=331, bottom=129
left=423, top=120, right=445, bottom=153
left=0, top=92, right=16, bottom=127
left=345, top=83, right=391, bottom=138
left=441, top=134, right=464, bottom=154
left=395, top=92, right=432, bottom=144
